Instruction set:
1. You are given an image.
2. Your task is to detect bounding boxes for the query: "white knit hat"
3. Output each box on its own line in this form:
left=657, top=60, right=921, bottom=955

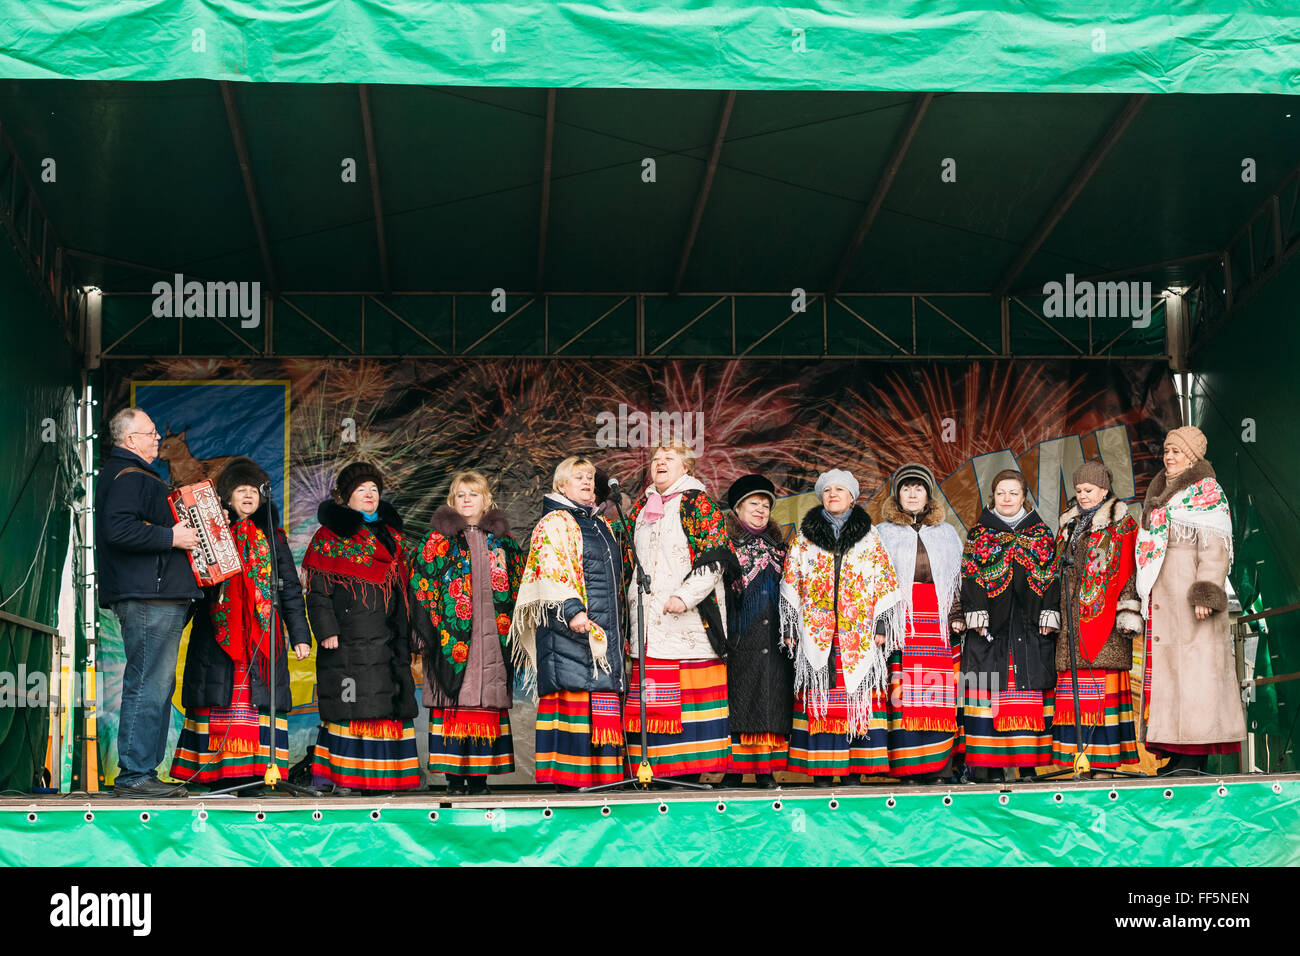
left=815, top=469, right=860, bottom=501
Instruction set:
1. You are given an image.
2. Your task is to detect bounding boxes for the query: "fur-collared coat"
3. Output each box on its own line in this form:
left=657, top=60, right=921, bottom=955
left=1055, top=495, right=1142, bottom=673
left=725, top=513, right=794, bottom=736
left=302, top=499, right=418, bottom=724
left=1140, top=459, right=1245, bottom=746
left=781, top=506, right=903, bottom=723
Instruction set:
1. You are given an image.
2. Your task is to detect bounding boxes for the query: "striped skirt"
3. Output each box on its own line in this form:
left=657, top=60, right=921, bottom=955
left=726, top=735, right=789, bottom=775
left=886, top=583, right=962, bottom=777
left=170, top=710, right=290, bottom=784
left=960, top=667, right=1054, bottom=768
left=311, top=720, right=422, bottom=791
left=1051, top=669, right=1139, bottom=768
left=625, top=659, right=730, bottom=776
left=428, top=707, right=515, bottom=775
left=535, top=691, right=625, bottom=787
left=788, top=642, right=890, bottom=777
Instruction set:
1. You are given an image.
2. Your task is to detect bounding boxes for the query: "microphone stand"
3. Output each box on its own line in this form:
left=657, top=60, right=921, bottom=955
left=211, top=487, right=321, bottom=797
left=585, top=484, right=709, bottom=793
left=1039, top=511, right=1144, bottom=782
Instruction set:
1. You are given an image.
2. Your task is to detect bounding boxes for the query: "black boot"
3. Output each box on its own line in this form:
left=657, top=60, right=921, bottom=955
left=465, top=775, right=491, bottom=796
left=811, top=776, right=835, bottom=788
left=445, top=774, right=467, bottom=795
left=719, top=774, right=743, bottom=789
left=755, top=774, right=779, bottom=790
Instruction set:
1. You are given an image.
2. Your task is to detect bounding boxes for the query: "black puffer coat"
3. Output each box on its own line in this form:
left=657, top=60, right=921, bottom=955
left=532, top=495, right=626, bottom=697
left=180, top=499, right=311, bottom=715
left=725, top=513, right=794, bottom=736
left=303, top=500, right=418, bottom=723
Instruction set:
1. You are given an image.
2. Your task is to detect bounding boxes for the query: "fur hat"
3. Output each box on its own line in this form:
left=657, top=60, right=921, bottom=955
left=815, top=468, right=859, bottom=501
left=1072, top=459, right=1113, bottom=491
left=216, top=456, right=270, bottom=505
left=335, top=461, right=384, bottom=503
left=1165, top=426, right=1208, bottom=463
left=890, top=462, right=937, bottom=498
left=727, top=474, right=776, bottom=511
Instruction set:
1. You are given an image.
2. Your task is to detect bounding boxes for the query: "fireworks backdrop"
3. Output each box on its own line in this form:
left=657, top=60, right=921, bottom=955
left=96, top=357, right=1180, bottom=782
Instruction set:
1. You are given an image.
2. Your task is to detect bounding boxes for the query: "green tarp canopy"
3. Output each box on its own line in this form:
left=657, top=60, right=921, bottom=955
left=2, top=1, right=1299, bottom=93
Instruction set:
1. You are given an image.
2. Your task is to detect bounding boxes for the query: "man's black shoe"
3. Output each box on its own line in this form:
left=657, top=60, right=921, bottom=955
left=114, top=778, right=188, bottom=799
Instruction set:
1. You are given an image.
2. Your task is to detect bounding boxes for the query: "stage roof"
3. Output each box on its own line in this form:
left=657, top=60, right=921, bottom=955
left=1, top=82, right=1296, bottom=305
left=2, top=1, right=1298, bottom=94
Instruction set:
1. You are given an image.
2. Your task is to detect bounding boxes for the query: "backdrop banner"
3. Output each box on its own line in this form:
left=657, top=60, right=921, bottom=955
left=97, top=357, right=1180, bottom=784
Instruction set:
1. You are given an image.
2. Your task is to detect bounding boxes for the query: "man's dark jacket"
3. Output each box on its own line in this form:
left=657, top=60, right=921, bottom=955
left=96, top=446, right=202, bottom=608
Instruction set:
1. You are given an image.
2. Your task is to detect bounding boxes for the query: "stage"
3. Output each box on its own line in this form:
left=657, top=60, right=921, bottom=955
left=3, top=774, right=1297, bottom=867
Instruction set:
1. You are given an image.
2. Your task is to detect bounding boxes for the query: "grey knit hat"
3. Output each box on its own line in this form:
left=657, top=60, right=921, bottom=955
left=814, top=469, right=859, bottom=501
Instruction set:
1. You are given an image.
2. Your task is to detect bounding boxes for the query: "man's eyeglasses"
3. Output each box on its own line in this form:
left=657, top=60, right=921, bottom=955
left=128, top=430, right=161, bottom=439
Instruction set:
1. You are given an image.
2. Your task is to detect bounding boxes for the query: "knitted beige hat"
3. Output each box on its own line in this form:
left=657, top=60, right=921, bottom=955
left=1165, top=426, right=1208, bottom=463
left=1072, top=459, right=1112, bottom=491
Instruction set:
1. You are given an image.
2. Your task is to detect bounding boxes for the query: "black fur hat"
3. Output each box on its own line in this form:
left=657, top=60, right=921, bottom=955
left=335, top=461, right=384, bottom=503
left=216, top=456, right=271, bottom=505
left=727, top=474, right=776, bottom=511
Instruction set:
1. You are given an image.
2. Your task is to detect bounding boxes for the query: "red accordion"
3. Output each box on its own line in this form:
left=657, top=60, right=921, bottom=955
left=168, top=480, right=243, bottom=587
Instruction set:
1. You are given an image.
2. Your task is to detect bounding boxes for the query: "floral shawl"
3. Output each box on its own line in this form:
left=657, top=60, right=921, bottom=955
left=409, top=508, right=524, bottom=700
left=510, top=507, right=613, bottom=691
left=212, top=517, right=275, bottom=687
left=1056, top=498, right=1139, bottom=662
left=302, top=518, right=408, bottom=610
left=1136, top=471, right=1233, bottom=608
left=779, top=506, right=903, bottom=735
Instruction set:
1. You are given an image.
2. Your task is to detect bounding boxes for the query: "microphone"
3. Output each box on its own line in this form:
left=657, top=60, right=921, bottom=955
left=606, top=477, right=621, bottom=493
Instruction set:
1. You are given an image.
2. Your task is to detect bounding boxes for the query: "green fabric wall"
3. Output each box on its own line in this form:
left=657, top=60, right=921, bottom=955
left=1193, top=254, right=1300, bottom=771
left=0, top=242, right=81, bottom=793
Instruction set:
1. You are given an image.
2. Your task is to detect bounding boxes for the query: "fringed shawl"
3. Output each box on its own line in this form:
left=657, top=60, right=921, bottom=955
left=875, top=501, right=963, bottom=640
left=1136, top=462, right=1233, bottom=608
left=301, top=500, right=408, bottom=614
left=779, top=506, right=903, bottom=736
left=509, top=507, right=612, bottom=696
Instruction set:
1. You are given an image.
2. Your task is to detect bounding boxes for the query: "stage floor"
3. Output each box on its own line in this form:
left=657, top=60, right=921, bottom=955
left=3, top=774, right=1297, bottom=866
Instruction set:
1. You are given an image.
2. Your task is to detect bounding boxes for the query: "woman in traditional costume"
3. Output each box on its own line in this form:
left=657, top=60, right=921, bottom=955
left=876, top=463, right=965, bottom=784
left=1136, top=426, right=1243, bottom=775
left=719, top=474, right=793, bottom=789
left=781, top=469, right=903, bottom=786
left=1051, top=460, right=1142, bottom=772
left=623, top=441, right=737, bottom=781
left=410, top=471, right=524, bottom=796
left=172, top=457, right=311, bottom=789
left=960, top=469, right=1061, bottom=782
left=302, top=462, right=421, bottom=794
left=510, top=456, right=626, bottom=791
